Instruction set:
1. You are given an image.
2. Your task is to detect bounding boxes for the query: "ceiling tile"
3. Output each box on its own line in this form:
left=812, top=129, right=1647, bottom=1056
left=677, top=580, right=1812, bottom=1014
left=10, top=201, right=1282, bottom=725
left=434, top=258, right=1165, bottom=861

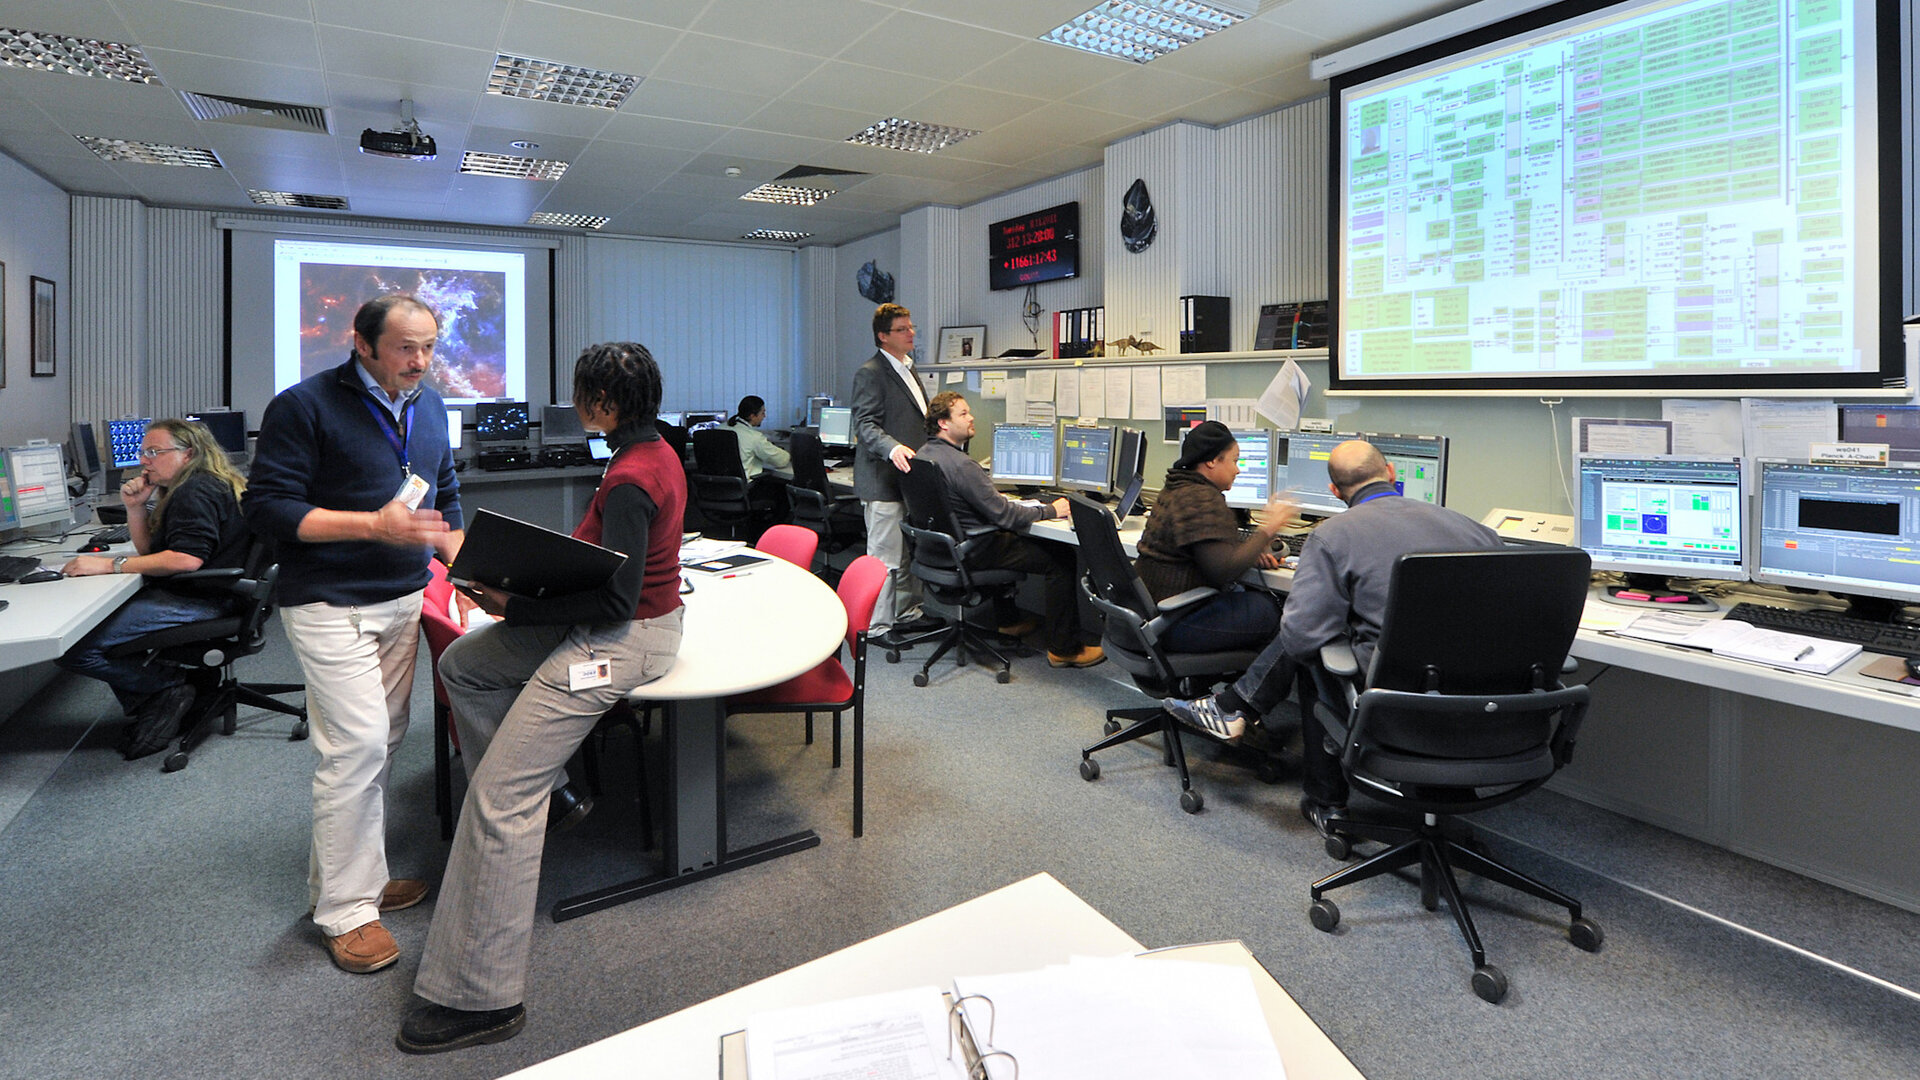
left=1142, top=17, right=1325, bottom=83
left=1172, top=87, right=1290, bottom=126
left=1258, top=0, right=1464, bottom=50
left=596, top=113, right=730, bottom=153
left=741, top=98, right=880, bottom=143
left=899, top=84, right=1045, bottom=133
left=1, top=71, right=183, bottom=118
left=995, top=101, right=1138, bottom=150
left=468, top=92, right=621, bottom=140
left=1061, top=66, right=1226, bottom=120
left=837, top=11, right=1022, bottom=81
left=923, top=125, right=1038, bottom=167
left=648, top=34, right=825, bottom=98
left=621, top=78, right=770, bottom=127
left=463, top=125, right=591, bottom=162
left=139, top=49, right=330, bottom=103
left=701, top=129, right=852, bottom=171
left=780, top=61, right=944, bottom=117
left=527, top=0, right=710, bottom=32
left=315, top=26, right=497, bottom=91
left=0, top=0, right=141, bottom=41
left=555, top=141, right=696, bottom=187
left=177, top=0, right=316, bottom=18
left=120, top=164, right=247, bottom=204
left=957, top=41, right=1126, bottom=101
left=496, top=3, right=683, bottom=77
left=117, top=1, right=322, bottom=67
left=311, top=0, right=511, bottom=52
left=900, top=0, right=1092, bottom=38
left=689, top=0, right=897, bottom=59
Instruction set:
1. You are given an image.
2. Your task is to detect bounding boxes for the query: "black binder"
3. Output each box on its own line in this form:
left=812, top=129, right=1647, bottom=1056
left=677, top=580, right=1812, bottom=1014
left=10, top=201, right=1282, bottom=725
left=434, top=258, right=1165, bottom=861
left=447, top=508, right=627, bottom=598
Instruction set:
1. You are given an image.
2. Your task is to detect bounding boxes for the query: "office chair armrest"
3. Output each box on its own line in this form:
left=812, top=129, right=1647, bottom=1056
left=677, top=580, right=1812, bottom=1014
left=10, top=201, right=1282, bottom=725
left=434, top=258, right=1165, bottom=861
left=1320, top=641, right=1360, bottom=678
left=1154, top=586, right=1221, bottom=615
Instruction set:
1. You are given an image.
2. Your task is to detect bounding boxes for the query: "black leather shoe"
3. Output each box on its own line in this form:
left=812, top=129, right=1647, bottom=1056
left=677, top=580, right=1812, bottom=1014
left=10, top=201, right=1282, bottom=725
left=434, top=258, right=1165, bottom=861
left=878, top=626, right=928, bottom=649
left=1299, top=797, right=1346, bottom=839
left=898, top=613, right=944, bottom=633
left=124, top=684, right=196, bottom=760
left=396, top=1001, right=526, bottom=1054
left=547, top=784, right=594, bottom=835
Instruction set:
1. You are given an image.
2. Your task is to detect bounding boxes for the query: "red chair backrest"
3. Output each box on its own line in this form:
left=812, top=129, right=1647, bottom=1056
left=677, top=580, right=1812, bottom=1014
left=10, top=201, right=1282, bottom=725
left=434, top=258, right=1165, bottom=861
left=420, top=560, right=464, bottom=705
left=758, top=523, right=819, bottom=569
left=837, top=554, right=888, bottom=648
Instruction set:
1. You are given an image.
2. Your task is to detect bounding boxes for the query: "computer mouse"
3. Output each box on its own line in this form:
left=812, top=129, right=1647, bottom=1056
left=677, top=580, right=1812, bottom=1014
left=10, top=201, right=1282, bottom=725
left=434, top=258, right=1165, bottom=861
left=78, top=542, right=110, bottom=553
left=19, top=569, right=64, bottom=584
left=1906, top=656, right=1920, bottom=679
left=0, top=599, right=9, bottom=611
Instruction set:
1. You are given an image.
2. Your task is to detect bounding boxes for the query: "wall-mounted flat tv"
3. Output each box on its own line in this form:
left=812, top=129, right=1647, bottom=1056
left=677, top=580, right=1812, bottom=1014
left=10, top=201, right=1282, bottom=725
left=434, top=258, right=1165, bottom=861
left=989, top=202, right=1080, bottom=291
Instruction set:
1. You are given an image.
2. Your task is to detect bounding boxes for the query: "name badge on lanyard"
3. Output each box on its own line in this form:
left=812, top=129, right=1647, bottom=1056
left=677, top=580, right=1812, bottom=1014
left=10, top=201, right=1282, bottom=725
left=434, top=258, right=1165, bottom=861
left=361, top=395, right=417, bottom=478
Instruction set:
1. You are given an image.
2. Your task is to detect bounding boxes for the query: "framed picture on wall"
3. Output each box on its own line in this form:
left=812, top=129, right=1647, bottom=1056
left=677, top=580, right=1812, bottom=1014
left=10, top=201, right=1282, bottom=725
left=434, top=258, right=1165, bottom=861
left=30, top=275, right=53, bottom=378
left=935, top=325, right=986, bottom=364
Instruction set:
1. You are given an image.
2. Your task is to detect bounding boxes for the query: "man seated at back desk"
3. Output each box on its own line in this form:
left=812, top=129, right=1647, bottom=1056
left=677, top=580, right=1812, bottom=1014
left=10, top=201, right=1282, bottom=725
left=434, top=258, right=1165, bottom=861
left=915, top=391, right=1104, bottom=669
left=1162, top=439, right=1502, bottom=831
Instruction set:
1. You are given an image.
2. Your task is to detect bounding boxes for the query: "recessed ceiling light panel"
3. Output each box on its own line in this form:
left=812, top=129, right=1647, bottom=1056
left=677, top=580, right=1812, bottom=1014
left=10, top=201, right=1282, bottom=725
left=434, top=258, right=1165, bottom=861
left=845, top=117, right=979, bottom=154
left=0, top=28, right=161, bottom=82
left=487, top=52, right=640, bottom=110
left=739, top=183, right=834, bottom=206
left=76, top=136, right=222, bottom=168
left=743, top=229, right=812, bottom=242
left=459, top=151, right=569, bottom=180
left=248, top=190, right=350, bottom=210
left=528, top=212, right=609, bottom=229
left=1040, top=1, right=1251, bottom=64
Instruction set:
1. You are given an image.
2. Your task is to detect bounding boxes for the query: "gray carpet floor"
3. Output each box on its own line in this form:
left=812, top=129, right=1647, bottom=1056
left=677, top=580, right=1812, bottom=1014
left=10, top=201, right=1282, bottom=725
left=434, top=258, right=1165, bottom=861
left=3, top=612, right=1919, bottom=1079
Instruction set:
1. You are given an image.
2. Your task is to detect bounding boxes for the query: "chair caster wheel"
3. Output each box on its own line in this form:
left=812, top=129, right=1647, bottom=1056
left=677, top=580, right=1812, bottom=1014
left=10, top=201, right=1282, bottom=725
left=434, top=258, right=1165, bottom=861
left=912, top=672, right=929, bottom=687
left=1308, top=898, right=1339, bottom=932
left=162, top=751, right=189, bottom=773
left=1471, top=964, right=1508, bottom=1004
left=995, top=670, right=1010, bottom=684
left=1103, top=718, right=1121, bottom=736
left=885, top=650, right=901, bottom=664
left=1569, top=917, right=1604, bottom=952
left=291, top=720, right=309, bottom=741
left=1179, top=789, right=1203, bottom=814
left=1079, top=758, right=1100, bottom=781
left=1256, top=757, right=1285, bottom=784
left=1325, top=834, right=1352, bottom=860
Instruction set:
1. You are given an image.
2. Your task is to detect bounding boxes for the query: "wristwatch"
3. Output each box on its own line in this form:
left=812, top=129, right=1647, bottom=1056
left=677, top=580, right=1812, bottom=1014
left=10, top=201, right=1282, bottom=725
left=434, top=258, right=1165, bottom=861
left=112, top=555, right=130, bottom=574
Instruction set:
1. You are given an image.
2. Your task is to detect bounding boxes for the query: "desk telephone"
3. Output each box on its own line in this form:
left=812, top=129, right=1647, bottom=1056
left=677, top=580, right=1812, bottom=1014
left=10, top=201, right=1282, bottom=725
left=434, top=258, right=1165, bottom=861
left=1481, top=508, right=1575, bottom=547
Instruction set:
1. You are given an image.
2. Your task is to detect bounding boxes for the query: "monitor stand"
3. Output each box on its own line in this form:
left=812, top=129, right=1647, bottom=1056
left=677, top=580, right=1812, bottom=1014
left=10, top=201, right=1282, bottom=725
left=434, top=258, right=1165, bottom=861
left=1831, top=592, right=1908, bottom=624
left=1600, top=573, right=1718, bottom=612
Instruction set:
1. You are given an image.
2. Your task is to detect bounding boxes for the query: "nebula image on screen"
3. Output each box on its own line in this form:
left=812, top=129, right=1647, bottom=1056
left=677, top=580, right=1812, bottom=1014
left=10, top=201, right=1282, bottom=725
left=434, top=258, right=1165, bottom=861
left=300, top=263, right=509, bottom=399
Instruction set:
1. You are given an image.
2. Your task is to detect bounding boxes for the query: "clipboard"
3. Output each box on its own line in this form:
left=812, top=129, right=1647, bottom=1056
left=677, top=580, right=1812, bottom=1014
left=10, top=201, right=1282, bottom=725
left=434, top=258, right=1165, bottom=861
left=446, top=508, right=627, bottom=598
left=682, top=552, right=770, bottom=575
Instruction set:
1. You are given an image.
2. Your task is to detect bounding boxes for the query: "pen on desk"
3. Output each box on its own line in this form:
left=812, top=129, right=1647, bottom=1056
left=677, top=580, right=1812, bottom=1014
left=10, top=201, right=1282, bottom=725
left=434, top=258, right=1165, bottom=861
left=1792, top=646, right=1814, bottom=661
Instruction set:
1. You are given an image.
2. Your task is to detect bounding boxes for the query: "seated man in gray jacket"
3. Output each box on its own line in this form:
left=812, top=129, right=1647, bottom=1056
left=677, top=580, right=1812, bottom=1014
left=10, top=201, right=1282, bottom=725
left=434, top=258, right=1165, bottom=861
left=915, top=391, right=1103, bottom=668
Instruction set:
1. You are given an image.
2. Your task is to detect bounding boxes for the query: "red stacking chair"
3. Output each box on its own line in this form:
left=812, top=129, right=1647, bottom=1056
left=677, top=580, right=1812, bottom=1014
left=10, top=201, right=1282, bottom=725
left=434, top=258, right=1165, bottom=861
left=725, top=554, right=887, bottom=836
left=756, top=523, right=820, bottom=571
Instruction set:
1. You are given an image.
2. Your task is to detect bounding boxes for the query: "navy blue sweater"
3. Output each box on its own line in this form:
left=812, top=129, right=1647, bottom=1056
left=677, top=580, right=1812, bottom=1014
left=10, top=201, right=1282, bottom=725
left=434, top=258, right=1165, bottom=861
left=244, top=359, right=463, bottom=606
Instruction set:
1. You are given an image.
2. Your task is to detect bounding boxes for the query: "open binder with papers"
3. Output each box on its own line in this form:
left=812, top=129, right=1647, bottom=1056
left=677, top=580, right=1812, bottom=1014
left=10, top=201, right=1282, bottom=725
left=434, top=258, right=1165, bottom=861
left=739, top=954, right=1287, bottom=1080
left=1611, top=609, right=1862, bottom=674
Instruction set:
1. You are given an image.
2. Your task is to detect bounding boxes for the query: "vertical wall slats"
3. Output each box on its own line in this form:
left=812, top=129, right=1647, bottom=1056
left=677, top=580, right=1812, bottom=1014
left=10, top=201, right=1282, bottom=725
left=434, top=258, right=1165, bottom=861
left=147, top=207, right=223, bottom=417
left=70, top=196, right=146, bottom=424
left=1217, top=99, right=1330, bottom=349
left=553, top=235, right=591, bottom=401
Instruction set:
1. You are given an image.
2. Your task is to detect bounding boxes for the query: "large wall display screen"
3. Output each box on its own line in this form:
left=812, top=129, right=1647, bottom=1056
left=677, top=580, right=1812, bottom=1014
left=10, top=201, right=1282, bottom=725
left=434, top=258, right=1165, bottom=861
left=1328, top=0, right=1899, bottom=393
left=272, top=240, right=526, bottom=404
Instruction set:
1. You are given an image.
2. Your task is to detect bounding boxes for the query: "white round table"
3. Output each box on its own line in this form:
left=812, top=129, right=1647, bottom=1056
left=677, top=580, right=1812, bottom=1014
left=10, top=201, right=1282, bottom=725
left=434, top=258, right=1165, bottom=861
left=555, top=552, right=846, bottom=920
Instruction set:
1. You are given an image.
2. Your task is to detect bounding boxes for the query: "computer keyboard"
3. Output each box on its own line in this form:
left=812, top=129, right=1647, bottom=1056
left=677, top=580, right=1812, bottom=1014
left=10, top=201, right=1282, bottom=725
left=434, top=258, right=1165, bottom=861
left=1238, top=527, right=1306, bottom=558
left=89, top=524, right=131, bottom=545
left=1722, top=602, right=1920, bottom=657
left=0, top=554, right=43, bottom=583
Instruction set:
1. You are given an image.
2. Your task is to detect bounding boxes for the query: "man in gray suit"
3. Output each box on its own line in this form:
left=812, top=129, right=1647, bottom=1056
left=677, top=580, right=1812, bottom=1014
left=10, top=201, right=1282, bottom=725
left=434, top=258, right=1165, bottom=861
left=852, top=302, right=936, bottom=643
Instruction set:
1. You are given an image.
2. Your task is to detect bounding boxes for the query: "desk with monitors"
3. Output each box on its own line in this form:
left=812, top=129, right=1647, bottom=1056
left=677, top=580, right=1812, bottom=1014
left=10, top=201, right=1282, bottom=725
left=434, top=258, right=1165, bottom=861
left=989, top=423, right=1056, bottom=488
left=106, top=417, right=150, bottom=471
left=7, top=444, right=71, bottom=534
left=1751, top=460, right=1920, bottom=619
left=1271, top=431, right=1450, bottom=518
left=817, top=406, right=854, bottom=451
left=1057, top=424, right=1114, bottom=495
left=1575, top=455, right=1746, bottom=609
left=183, top=410, right=247, bottom=457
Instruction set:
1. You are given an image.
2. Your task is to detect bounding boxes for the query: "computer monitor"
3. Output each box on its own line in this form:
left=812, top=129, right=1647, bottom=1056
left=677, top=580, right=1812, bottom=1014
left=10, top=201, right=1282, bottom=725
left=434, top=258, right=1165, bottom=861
left=683, top=410, right=726, bottom=432
left=184, top=410, right=248, bottom=455
left=1838, top=405, right=1920, bottom=464
left=107, top=417, right=151, bottom=470
left=1364, top=432, right=1449, bottom=507
left=1112, top=426, right=1148, bottom=518
left=69, top=421, right=101, bottom=481
left=8, top=443, right=72, bottom=531
left=1271, top=432, right=1350, bottom=517
left=1058, top=424, right=1115, bottom=495
left=805, top=395, right=834, bottom=427
left=0, top=454, right=20, bottom=539
left=475, top=401, right=529, bottom=443
left=991, top=423, right=1057, bottom=487
left=541, top=404, right=586, bottom=445
left=1752, top=459, right=1920, bottom=619
left=1575, top=454, right=1746, bottom=609
left=1222, top=429, right=1274, bottom=510
left=818, top=406, right=854, bottom=448
left=446, top=408, right=463, bottom=450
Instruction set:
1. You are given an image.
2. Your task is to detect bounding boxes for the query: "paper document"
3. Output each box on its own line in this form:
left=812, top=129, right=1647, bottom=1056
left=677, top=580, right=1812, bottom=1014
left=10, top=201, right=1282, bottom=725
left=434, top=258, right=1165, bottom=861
left=1257, top=359, right=1312, bottom=430
left=1054, top=370, right=1080, bottom=416
left=679, top=537, right=748, bottom=563
left=1575, top=417, right=1672, bottom=455
left=1131, top=366, right=1162, bottom=420
left=1743, top=399, right=1837, bottom=461
left=1663, top=399, right=1744, bottom=456
left=1024, top=369, right=1056, bottom=401
left=1079, top=367, right=1107, bottom=420
left=745, top=986, right=964, bottom=1080
left=1161, top=365, right=1207, bottom=406
left=1104, top=367, right=1132, bottom=420
left=979, top=371, right=1009, bottom=399
left=1614, top=611, right=1860, bottom=674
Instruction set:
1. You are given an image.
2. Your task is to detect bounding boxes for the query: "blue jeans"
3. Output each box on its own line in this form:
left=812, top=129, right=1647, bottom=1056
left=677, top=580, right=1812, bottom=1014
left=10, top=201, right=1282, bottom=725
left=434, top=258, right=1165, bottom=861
left=1159, top=587, right=1282, bottom=655
left=57, top=588, right=232, bottom=712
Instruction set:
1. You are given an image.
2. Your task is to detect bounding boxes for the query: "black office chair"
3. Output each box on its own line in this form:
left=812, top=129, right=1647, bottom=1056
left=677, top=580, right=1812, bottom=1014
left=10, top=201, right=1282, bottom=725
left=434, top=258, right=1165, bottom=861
left=690, top=428, right=778, bottom=540
left=1066, top=494, right=1283, bottom=813
left=785, top=431, right=864, bottom=574
left=1305, top=547, right=1599, bottom=1004
left=886, top=457, right=1029, bottom=685
left=103, top=539, right=308, bottom=773
left=656, top=419, right=689, bottom=463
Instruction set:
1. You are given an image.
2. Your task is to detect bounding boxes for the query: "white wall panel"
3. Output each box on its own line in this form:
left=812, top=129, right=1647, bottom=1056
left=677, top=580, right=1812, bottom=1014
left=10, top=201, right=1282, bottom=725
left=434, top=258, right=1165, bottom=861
left=146, top=207, right=224, bottom=418
left=582, top=236, right=797, bottom=418
left=1217, top=99, right=1330, bottom=349
left=957, top=168, right=1104, bottom=356
left=553, top=235, right=591, bottom=401
left=898, top=205, right=962, bottom=349
left=0, top=150, right=70, bottom=446
left=829, top=228, right=901, bottom=395
left=798, top=245, right=837, bottom=409
left=1104, top=123, right=1217, bottom=350
left=70, top=196, right=146, bottom=424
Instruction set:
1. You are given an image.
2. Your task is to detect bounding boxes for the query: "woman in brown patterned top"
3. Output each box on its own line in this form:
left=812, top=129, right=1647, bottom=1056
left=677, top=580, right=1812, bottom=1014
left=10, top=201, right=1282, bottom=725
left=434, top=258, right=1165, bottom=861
left=1132, top=421, right=1295, bottom=653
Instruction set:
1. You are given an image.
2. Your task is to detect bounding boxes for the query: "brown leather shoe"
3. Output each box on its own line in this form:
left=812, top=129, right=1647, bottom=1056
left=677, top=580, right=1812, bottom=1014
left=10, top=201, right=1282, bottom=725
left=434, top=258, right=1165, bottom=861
left=1047, top=644, right=1106, bottom=669
left=381, top=879, right=430, bottom=912
left=324, top=920, right=399, bottom=973
left=997, top=617, right=1041, bottom=639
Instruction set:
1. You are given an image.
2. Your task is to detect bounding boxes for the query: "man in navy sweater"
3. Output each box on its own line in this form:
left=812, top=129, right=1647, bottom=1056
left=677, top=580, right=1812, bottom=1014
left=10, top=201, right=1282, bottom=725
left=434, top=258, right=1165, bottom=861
left=245, top=294, right=463, bottom=976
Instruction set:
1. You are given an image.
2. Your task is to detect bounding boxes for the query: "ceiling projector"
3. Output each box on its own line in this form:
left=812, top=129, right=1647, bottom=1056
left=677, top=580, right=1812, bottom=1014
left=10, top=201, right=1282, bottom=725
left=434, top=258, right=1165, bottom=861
left=359, top=126, right=436, bottom=161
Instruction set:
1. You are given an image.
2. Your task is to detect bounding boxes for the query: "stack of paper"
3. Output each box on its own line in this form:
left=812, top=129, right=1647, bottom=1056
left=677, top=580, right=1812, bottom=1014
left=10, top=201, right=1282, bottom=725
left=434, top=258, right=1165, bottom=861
left=679, top=537, right=747, bottom=564
left=1613, top=611, right=1860, bottom=674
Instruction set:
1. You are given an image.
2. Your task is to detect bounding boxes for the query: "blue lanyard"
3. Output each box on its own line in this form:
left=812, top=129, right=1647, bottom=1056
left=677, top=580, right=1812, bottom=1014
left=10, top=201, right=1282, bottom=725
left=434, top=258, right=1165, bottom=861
left=1356, top=489, right=1398, bottom=505
left=360, top=395, right=415, bottom=476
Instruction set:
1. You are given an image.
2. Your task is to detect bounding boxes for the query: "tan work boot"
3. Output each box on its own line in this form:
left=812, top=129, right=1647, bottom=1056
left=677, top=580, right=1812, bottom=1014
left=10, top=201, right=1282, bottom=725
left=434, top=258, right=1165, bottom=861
left=324, top=920, right=399, bottom=973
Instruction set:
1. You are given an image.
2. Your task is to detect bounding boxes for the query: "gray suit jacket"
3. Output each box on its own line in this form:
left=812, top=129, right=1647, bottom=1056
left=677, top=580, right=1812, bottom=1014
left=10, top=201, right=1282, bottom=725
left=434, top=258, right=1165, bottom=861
left=850, top=349, right=927, bottom=502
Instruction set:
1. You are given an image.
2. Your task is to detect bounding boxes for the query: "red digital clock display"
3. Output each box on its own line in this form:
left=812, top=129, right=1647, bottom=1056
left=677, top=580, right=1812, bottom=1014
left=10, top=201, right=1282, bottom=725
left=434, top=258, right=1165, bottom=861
left=988, top=202, right=1079, bottom=291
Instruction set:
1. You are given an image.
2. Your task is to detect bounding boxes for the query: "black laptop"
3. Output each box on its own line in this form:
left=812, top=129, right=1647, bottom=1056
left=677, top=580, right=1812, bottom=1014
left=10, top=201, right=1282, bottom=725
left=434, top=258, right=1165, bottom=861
left=448, top=509, right=627, bottom=598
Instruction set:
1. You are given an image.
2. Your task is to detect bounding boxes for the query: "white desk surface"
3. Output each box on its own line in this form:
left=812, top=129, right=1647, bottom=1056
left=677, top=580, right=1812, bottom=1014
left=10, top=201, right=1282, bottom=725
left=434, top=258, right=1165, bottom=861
left=644, top=554, right=846, bottom=701
left=507, top=872, right=1364, bottom=1080
left=0, top=559, right=142, bottom=672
